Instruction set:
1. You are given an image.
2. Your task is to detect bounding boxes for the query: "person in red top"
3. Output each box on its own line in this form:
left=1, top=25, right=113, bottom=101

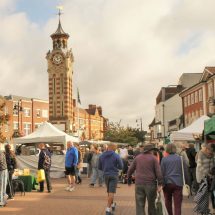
left=127, top=144, right=163, bottom=215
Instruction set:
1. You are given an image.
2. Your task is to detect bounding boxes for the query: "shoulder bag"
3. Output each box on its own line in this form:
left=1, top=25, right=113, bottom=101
left=181, top=156, right=190, bottom=197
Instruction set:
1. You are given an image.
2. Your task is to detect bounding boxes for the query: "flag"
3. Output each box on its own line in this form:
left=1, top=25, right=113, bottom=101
left=77, top=88, right=81, bottom=105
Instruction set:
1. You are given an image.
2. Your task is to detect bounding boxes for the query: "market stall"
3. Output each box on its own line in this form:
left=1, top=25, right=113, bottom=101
left=170, top=115, right=209, bottom=141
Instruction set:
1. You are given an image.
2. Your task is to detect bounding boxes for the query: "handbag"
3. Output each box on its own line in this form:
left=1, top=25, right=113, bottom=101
left=181, top=156, right=190, bottom=197
left=37, top=169, right=45, bottom=182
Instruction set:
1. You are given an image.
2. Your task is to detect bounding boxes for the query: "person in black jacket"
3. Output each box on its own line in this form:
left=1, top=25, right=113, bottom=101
left=186, top=143, right=197, bottom=192
left=38, top=143, right=52, bottom=193
left=5, top=144, right=16, bottom=199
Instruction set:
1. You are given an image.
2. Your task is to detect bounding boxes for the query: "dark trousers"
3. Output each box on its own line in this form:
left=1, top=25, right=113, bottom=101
left=6, top=171, right=14, bottom=198
left=39, top=169, right=52, bottom=191
left=163, top=183, right=183, bottom=215
left=189, top=167, right=198, bottom=192
left=135, top=184, right=157, bottom=215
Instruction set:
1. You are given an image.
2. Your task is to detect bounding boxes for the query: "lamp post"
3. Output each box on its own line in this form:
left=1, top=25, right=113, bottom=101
left=13, top=100, right=23, bottom=136
left=136, top=118, right=143, bottom=131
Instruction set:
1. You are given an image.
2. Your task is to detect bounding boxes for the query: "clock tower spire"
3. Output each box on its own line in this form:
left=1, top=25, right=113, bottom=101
left=46, top=7, right=74, bottom=133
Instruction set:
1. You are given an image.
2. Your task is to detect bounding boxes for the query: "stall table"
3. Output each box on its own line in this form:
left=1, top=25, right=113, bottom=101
left=18, top=175, right=37, bottom=192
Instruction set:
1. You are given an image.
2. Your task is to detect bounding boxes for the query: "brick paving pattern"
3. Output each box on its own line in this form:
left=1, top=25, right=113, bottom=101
left=1, top=177, right=198, bottom=215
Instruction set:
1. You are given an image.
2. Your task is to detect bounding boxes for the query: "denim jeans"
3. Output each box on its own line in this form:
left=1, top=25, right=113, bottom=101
left=163, top=183, right=182, bottom=215
left=135, top=184, right=157, bottom=215
left=0, top=169, right=8, bottom=205
left=91, top=167, right=103, bottom=185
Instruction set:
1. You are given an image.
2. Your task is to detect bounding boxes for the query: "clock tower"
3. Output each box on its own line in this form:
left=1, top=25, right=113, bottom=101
left=46, top=13, right=74, bottom=132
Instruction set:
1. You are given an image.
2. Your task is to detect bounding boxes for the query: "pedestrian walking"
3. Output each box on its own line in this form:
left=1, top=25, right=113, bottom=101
left=5, top=144, right=17, bottom=199
left=74, top=144, right=82, bottom=184
left=98, top=143, right=123, bottom=215
left=65, top=141, right=78, bottom=192
left=37, top=143, right=52, bottom=193
left=0, top=150, right=8, bottom=207
left=161, top=143, right=189, bottom=215
left=127, top=144, right=163, bottom=215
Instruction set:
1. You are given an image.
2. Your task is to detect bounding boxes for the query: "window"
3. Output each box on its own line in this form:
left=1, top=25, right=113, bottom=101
left=187, top=95, right=190, bottom=106
left=195, top=91, right=198, bottom=103
left=208, top=82, right=213, bottom=98
left=191, top=93, right=194, bottom=105
left=36, top=109, right=41, bottom=117
left=199, top=89, right=203, bottom=101
left=35, top=123, right=42, bottom=129
left=184, top=97, right=187, bottom=107
left=23, top=108, right=30, bottom=117
left=200, top=109, right=203, bottom=116
left=4, top=106, right=8, bottom=114
left=23, top=123, right=31, bottom=135
left=13, top=122, right=18, bottom=130
left=42, top=109, right=48, bottom=118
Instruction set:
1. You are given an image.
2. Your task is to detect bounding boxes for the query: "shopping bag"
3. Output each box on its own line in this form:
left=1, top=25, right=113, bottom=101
left=37, top=169, right=45, bottom=182
left=156, top=192, right=169, bottom=215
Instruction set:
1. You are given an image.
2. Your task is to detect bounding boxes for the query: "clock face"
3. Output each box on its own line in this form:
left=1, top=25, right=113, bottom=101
left=52, top=54, right=63, bottom=65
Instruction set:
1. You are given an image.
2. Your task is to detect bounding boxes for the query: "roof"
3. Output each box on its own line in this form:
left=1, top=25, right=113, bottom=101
left=4, top=95, right=48, bottom=103
left=51, top=20, right=69, bottom=39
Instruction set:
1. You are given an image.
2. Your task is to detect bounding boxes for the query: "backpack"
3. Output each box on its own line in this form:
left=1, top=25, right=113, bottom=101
left=43, top=152, right=51, bottom=170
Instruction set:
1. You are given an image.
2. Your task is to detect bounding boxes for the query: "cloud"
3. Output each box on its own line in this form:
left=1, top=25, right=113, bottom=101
left=1, top=0, right=215, bottom=129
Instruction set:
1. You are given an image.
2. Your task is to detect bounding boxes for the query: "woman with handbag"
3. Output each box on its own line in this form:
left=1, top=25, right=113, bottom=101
left=161, top=144, right=189, bottom=215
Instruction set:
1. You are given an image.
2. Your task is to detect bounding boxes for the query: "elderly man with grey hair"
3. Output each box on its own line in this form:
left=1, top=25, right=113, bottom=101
left=161, top=143, right=189, bottom=215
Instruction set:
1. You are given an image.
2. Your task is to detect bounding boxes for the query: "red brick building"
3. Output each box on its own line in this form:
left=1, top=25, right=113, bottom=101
left=1, top=95, right=49, bottom=142
left=180, top=67, right=215, bottom=126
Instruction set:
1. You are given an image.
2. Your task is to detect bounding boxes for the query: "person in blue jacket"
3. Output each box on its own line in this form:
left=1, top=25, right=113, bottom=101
left=65, top=141, right=78, bottom=192
left=98, top=143, right=123, bottom=215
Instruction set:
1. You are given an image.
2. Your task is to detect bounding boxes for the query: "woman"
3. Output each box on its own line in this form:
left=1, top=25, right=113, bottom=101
left=161, top=143, right=189, bottom=215
left=196, top=143, right=215, bottom=213
left=5, top=145, right=16, bottom=199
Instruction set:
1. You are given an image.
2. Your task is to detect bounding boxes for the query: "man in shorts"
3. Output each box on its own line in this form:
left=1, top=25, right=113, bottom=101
left=65, top=141, right=78, bottom=192
left=98, top=143, right=123, bottom=215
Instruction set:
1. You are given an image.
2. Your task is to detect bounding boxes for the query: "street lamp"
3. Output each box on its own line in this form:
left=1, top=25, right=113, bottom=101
left=136, top=118, right=143, bottom=131
left=13, top=100, right=23, bottom=136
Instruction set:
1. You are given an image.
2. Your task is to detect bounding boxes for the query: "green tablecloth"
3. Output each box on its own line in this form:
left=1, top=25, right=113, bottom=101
left=18, top=175, right=37, bottom=192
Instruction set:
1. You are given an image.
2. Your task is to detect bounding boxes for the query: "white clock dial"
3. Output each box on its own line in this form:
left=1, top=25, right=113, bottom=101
left=53, top=54, right=62, bottom=64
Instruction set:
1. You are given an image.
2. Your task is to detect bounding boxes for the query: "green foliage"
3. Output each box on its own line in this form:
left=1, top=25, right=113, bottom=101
left=104, top=122, right=147, bottom=146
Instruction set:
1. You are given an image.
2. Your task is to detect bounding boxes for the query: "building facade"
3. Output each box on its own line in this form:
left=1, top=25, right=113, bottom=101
left=180, top=67, right=215, bottom=127
left=149, top=73, right=202, bottom=142
left=1, top=95, right=49, bottom=142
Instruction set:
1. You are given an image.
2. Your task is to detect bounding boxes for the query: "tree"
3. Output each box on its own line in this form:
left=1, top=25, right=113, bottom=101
left=0, top=96, right=10, bottom=143
left=104, top=122, right=139, bottom=146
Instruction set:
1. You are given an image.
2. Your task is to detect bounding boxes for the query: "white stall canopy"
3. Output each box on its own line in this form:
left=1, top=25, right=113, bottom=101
left=14, top=121, right=79, bottom=145
left=170, top=115, right=210, bottom=141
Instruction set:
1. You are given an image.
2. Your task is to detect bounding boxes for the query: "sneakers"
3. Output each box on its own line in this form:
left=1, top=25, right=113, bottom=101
left=65, top=186, right=70, bottom=191
left=111, top=202, right=116, bottom=211
left=69, top=186, right=75, bottom=192
left=105, top=211, right=112, bottom=215
left=89, top=184, right=94, bottom=187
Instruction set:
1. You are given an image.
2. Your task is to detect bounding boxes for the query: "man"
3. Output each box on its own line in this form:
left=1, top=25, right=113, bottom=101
left=119, top=145, right=128, bottom=160
left=0, top=150, right=8, bottom=207
left=186, top=143, right=197, bottom=193
left=98, top=143, right=123, bottom=215
left=38, top=143, right=52, bottom=193
left=89, top=144, right=103, bottom=187
left=65, top=141, right=78, bottom=192
left=127, top=144, right=163, bottom=215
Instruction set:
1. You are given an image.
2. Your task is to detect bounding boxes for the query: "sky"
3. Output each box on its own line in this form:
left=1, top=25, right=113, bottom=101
left=1, top=0, right=215, bottom=130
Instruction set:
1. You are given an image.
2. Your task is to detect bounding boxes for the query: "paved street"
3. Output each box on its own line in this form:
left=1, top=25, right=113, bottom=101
left=1, top=177, right=198, bottom=215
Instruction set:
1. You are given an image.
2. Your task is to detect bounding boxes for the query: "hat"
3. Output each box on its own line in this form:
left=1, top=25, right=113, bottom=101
left=143, top=144, right=156, bottom=153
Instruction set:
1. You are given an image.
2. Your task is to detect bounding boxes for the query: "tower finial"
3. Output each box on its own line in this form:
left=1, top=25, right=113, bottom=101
left=56, top=5, right=63, bottom=22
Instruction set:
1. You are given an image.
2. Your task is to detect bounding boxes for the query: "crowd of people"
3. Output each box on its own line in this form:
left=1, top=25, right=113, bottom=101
left=1, top=140, right=215, bottom=215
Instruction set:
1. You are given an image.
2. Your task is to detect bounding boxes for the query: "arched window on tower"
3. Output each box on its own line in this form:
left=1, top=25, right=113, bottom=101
left=61, top=101, right=64, bottom=117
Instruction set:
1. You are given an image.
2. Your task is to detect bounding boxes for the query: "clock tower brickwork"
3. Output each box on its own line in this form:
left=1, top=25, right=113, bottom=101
left=46, top=18, right=74, bottom=132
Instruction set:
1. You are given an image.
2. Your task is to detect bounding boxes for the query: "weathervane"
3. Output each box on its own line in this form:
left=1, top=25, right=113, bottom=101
left=56, top=5, right=63, bottom=21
